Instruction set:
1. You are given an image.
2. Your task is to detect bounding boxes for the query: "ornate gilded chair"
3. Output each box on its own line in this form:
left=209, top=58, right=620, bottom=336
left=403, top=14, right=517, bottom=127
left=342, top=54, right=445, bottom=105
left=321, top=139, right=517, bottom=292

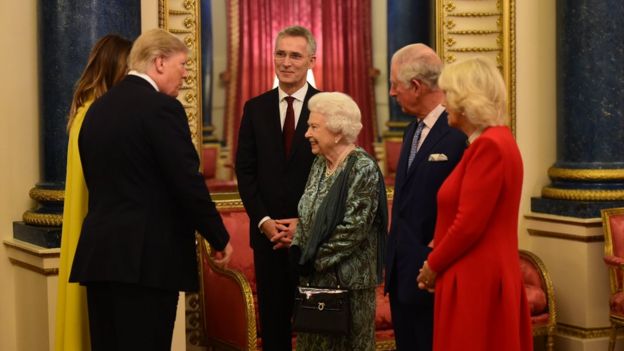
left=199, top=203, right=258, bottom=350
left=519, top=249, right=556, bottom=351
left=601, top=207, right=624, bottom=351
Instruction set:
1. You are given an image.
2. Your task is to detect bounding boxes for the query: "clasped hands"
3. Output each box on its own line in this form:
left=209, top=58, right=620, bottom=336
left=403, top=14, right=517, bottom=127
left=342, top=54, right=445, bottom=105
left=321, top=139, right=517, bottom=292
left=261, top=218, right=298, bottom=250
left=416, top=260, right=437, bottom=293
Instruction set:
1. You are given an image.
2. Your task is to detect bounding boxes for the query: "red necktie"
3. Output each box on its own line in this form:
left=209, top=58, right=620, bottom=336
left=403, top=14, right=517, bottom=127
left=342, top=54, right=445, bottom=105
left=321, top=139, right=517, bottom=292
left=283, top=96, right=295, bottom=157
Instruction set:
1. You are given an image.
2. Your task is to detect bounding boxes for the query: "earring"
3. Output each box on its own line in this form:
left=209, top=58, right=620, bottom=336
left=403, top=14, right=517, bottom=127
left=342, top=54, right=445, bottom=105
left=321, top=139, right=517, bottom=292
left=334, top=139, right=339, bottom=144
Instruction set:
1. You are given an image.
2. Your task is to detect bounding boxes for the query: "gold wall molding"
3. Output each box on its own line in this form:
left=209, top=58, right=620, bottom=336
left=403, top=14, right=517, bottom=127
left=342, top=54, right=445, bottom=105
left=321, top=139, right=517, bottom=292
left=557, top=323, right=613, bottom=339
left=436, top=0, right=516, bottom=134
left=159, top=0, right=203, bottom=150
left=386, top=120, right=410, bottom=129
left=542, top=186, right=624, bottom=201
left=448, top=11, right=501, bottom=17
left=8, top=258, right=59, bottom=276
left=527, top=229, right=604, bottom=243
left=548, top=167, right=624, bottom=181
left=449, top=29, right=501, bottom=35
left=4, top=239, right=60, bottom=275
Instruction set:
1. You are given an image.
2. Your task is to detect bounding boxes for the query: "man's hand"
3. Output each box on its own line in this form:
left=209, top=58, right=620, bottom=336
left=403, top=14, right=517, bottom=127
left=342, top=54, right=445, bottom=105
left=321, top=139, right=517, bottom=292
left=271, top=218, right=298, bottom=250
left=212, top=242, right=233, bottom=269
left=260, top=219, right=280, bottom=241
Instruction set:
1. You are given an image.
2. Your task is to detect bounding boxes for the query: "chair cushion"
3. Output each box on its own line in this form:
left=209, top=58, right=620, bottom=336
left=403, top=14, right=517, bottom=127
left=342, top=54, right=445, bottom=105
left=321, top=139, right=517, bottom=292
left=525, top=284, right=547, bottom=315
left=519, top=256, right=548, bottom=315
left=610, top=291, right=624, bottom=316
left=531, top=312, right=550, bottom=326
left=220, top=211, right=257, bottom=293
left=610, top=214, right=624, bottom=258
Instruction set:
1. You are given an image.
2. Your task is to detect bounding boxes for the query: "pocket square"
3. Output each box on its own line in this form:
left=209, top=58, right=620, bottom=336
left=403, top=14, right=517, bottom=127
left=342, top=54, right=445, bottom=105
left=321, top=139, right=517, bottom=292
left=428, top=153, right=448, bottom=162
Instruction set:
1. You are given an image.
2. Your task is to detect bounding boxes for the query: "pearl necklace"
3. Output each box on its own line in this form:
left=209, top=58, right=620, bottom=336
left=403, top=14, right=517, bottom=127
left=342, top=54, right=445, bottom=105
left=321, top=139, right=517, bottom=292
left=325, top=145, right=356, bottom=177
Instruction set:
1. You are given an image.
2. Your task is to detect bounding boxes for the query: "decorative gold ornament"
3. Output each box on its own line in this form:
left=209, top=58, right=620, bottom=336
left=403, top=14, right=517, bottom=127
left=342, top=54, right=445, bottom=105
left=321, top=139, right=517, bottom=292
left=22, top=210, right=63, bottom=226
left=557, top=323, right=613, bottom=339
left=548, top=167, right=624, bottom=181
left=542, top=186, right=624, bottom=201
left=436, top=0, right=516, bottom=135
left=28, top=187, right=64, bottom=202
left=159, top=0, right=203, bottom=149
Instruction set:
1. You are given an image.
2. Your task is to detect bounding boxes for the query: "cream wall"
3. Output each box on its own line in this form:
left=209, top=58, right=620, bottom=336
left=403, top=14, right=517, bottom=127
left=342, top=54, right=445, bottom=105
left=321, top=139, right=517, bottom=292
left=515, top=0, right=557, bottom=247
left=0, top=0, right=40, bottom=350
left=0, top=1, right=556, bottom=350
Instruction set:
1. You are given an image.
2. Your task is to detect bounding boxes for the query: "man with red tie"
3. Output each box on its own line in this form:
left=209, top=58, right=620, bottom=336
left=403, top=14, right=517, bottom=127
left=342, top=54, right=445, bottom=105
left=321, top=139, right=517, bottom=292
left=235, top=25, right=319, bottom=351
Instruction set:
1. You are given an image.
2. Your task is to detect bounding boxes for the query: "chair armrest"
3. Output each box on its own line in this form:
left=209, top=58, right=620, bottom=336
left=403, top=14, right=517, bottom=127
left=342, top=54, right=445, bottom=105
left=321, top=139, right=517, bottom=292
left=200, top=240, right=257, bottom=351
left=604, top=255, right=624, bottom=267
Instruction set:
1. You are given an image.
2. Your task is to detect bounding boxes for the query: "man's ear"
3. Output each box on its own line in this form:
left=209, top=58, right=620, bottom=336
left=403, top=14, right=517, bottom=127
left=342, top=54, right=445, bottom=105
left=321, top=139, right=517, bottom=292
left=410, top=78, right=422, bottom=91
left=154, top=56, right=165, bottom=74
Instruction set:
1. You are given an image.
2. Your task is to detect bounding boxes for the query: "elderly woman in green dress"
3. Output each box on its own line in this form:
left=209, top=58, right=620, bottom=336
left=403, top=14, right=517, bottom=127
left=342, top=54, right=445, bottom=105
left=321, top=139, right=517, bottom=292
left=289, top=92, right=388, bottom=351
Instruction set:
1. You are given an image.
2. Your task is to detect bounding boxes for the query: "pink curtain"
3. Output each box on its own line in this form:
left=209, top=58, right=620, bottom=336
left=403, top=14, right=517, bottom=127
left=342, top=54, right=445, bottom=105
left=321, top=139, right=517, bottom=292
left=225, top=0, right=376, bottom=161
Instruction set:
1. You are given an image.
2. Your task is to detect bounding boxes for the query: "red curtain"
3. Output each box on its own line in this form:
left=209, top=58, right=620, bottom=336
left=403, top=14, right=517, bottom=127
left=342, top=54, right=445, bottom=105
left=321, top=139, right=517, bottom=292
left=225, top=0, right=376, bottom=161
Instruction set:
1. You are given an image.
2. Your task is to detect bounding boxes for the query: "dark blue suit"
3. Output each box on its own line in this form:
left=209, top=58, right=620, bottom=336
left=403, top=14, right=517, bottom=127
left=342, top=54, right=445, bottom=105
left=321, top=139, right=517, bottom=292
left=385, top=112, right=466, bottom=350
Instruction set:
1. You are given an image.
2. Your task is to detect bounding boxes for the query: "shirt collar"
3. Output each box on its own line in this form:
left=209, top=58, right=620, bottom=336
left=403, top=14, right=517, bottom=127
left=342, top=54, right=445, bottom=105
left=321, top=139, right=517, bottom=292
left=128, top=70, right=159, bottom=91
left=278, top=83, right=309, bottom=102
left=468, top=127, right=485, bottom=144
left=419, top=104, right=445, bottom=128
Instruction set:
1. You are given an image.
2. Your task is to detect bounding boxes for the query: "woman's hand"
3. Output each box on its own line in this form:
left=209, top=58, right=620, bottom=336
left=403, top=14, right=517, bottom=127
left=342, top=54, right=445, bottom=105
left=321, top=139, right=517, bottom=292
left=416, top=260, right=437, bottom=293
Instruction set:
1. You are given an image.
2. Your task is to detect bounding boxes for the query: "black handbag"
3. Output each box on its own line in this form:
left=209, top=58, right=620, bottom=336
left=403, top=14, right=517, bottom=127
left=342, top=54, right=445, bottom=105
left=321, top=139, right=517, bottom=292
left=292, top=285, right=351, bottom=335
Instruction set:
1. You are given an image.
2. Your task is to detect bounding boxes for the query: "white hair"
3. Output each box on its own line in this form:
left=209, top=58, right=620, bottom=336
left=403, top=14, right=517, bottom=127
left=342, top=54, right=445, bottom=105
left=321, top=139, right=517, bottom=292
left=307, top=92, right=362, bottom=143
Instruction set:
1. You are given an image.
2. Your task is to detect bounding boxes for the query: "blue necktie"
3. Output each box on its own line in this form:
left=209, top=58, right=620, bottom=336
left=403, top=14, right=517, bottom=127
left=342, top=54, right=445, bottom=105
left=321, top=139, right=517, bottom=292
left=407, top=120, right=425, bottom=168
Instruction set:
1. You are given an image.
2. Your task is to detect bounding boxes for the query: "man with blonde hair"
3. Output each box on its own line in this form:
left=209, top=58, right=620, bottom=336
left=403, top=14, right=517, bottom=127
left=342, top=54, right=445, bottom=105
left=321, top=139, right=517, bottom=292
left=70, top=28, right=233, bottom=351
left=384, top=43, right=466, bottom=350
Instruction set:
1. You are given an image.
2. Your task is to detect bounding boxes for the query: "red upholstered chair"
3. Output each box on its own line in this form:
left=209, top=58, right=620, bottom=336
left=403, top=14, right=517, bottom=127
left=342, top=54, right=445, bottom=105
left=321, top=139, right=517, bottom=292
left=202, top=144, right=238, bottom=193
left=198, top=193, right=396, bottom=350
left=601, top=207, right=624, bottom=351
left=199, top=202, right=258, bottom=350
left=383, top=137, right=403, bottom=186
left=519, top=249, right=556, bottom=351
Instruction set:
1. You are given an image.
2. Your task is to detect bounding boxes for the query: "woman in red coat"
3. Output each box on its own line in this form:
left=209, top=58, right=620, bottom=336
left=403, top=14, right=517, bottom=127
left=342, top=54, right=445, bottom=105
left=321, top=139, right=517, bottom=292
left=417, top=57, right=533, bottom=351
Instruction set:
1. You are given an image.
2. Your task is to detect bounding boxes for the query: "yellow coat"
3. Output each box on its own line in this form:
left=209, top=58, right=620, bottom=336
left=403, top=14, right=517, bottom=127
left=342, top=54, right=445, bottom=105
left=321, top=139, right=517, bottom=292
left=55, top=100, right=92, bottom=351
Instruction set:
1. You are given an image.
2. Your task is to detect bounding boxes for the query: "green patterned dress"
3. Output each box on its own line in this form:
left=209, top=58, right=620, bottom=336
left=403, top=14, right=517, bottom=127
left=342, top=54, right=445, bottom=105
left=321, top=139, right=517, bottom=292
left=292, top=147, right=383, bottom=351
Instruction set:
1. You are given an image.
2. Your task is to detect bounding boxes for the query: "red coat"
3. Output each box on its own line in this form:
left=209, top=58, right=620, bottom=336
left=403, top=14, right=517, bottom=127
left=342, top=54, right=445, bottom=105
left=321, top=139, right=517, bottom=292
left=427, top=126, right=533, bottom=351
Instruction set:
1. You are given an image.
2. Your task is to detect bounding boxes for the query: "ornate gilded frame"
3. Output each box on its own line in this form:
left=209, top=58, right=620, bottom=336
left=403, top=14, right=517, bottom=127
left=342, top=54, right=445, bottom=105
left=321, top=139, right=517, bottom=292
left=436, top=0, right=516, bottom=134
left=158, top=0, right=205, bottom=347
left=158, top=0, right=203, bottom=150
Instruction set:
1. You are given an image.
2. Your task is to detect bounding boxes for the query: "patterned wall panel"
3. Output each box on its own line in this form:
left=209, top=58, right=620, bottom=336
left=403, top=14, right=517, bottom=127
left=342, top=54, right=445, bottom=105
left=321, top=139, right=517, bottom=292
left=159, top=0, right=203, bottom=150
left=436, top=0, right=516, bottom=132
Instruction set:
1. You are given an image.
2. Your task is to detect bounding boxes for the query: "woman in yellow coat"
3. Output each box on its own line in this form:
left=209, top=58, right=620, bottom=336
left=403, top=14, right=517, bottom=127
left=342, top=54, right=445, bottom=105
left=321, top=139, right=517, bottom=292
left=55, top=34, right=132, bottom=351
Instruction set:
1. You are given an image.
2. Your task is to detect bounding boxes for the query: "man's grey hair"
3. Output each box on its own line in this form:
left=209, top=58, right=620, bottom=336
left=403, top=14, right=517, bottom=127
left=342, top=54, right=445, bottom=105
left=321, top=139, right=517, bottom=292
left=275, top=25, right=317, bottom=56
left=391, top=43, right=443, bottom=89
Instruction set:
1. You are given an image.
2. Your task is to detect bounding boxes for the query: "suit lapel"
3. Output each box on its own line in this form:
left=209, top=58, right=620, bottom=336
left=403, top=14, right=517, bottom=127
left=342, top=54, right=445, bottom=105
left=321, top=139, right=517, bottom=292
left=265, top=89, right=287, bottom=158
left=393, top=120, right=418, bottom=193
left=405, top=112, right=450, bottom=178
left=287, top=86, right=318, bottom=162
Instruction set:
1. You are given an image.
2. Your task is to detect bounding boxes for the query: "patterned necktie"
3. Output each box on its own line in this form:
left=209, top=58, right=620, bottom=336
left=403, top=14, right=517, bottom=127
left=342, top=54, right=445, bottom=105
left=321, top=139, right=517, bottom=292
left=283, top=96, right=295, bottom=157
left=407, top=120, right=425, bottom=168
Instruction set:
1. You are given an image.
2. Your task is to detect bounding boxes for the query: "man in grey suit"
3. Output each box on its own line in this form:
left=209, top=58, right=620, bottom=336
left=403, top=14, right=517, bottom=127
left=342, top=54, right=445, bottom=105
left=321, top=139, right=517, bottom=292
left=384, top=43, right=466, bottom=350
left=235, top=26, right=319, bottom=351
